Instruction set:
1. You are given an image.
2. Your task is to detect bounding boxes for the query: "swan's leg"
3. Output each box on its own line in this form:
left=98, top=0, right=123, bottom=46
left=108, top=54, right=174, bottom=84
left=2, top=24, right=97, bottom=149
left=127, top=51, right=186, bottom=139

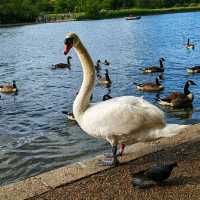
left=118, top=144, right=125, bottom=156
left=112, top=145, right=119, bottom=166
left=104, top=143, right=125, bottom=158
left=97, top=145, right=119, bottom=167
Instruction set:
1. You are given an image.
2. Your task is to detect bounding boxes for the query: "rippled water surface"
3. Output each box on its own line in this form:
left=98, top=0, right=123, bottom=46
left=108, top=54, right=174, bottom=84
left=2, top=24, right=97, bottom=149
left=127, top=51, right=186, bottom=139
left=0, top=12, right=200, bottom=186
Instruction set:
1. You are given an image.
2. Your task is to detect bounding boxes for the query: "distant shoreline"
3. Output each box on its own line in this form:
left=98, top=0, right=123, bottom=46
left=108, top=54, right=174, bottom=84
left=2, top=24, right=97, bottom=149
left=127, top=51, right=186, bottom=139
left=0, top=6, right=200, bottom=27
left=0, top=22, right=36, bottom=28
left=77, top=6, right=200, bottom=20
left=0, top=19, right=76, bottom=28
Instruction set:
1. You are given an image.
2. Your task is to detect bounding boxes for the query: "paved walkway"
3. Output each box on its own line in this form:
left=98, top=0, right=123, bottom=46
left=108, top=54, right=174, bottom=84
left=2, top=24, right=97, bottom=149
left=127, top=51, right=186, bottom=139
left=29, top=135, right=200, bottom=200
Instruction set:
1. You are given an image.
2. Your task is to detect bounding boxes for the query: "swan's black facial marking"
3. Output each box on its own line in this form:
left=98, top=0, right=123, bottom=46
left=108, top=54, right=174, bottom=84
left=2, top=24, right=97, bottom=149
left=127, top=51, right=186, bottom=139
left=64, top=37, right=74, bottom=45
left=64, top=37, right=74, bottom=55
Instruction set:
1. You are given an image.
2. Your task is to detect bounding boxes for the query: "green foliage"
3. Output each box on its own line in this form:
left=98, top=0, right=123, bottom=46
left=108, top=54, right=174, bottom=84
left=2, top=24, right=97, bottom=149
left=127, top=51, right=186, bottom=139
left=54, top=0, right=76, bottom=12
left=36, top=0, right=53, bottom=12
left=84, top=0, right=101, bottom=18
left=1, top=0, right=200, bottom=23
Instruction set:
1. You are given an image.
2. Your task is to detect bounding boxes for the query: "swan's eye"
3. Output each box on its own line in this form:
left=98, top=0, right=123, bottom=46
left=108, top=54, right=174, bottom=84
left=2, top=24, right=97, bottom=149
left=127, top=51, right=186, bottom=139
left=64, top=37, right=74, bottom=55
left=64, top=37, right=74, bottom=45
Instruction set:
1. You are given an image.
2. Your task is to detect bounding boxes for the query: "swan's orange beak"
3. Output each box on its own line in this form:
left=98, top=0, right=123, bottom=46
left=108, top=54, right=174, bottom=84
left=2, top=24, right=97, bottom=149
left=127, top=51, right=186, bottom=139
left=64, top=43, right=72, bottom=55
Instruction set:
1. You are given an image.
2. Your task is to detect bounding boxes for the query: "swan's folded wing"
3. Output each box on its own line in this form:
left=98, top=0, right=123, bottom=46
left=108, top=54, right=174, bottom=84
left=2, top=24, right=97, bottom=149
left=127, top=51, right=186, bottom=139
left=79, top=96, right=165, bottom=138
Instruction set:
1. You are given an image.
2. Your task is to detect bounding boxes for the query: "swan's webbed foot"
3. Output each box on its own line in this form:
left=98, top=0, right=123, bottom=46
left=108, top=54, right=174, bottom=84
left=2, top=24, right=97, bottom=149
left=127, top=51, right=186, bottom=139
left=103, top=152, right=122, bottom=158
left=97, top=145, right=119, bottom=167
left=96, top=158, right=119, bottom=167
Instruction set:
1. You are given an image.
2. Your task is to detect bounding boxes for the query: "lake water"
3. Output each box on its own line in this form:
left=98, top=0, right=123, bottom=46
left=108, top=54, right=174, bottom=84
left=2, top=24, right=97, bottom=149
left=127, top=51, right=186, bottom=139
left=0, top=12, right=200, bottom=186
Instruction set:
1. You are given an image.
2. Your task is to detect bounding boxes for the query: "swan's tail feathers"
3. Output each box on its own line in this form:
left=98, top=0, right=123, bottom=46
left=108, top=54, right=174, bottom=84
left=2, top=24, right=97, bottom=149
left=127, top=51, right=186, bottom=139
left=152, top=124, right=188, bottom=138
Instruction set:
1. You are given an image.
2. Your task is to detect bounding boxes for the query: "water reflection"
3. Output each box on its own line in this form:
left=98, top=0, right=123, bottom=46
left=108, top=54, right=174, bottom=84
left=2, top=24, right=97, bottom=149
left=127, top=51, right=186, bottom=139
left=161, top=106, right=193, bottom=120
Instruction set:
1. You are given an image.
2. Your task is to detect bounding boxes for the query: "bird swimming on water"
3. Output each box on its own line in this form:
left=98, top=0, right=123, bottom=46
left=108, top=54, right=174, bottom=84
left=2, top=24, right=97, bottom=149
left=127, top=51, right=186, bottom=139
left=142, top=58, right=165, bottom=73
left=103, top=59, right=111, bottom=66
left=97, top=69, right=112, bottom=85
left=185, top=38, right=194, bottom=49
left=187, top=65, right=200, bottom=73
left=52, top=56, right=72, bottom=69
left=0, top=80, right=17, bottom=94
left=157, top=80, right=196, bottom=108
left=134, top=75, right=164, bottom=92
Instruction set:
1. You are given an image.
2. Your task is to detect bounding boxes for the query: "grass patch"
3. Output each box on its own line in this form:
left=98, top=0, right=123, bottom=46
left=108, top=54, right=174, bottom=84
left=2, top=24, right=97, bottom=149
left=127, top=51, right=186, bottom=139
left=76, top=6, right=200, bottom=20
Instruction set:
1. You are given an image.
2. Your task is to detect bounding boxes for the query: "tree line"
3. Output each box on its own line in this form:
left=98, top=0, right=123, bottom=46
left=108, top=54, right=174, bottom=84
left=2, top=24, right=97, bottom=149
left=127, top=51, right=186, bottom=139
left=0, top=0, right=200, bottom=24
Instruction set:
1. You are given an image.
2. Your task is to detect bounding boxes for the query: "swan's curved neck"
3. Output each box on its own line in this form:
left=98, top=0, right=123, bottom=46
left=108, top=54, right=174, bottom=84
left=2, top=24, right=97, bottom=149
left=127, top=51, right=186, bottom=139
left=73, top=41, right=95, bottom=121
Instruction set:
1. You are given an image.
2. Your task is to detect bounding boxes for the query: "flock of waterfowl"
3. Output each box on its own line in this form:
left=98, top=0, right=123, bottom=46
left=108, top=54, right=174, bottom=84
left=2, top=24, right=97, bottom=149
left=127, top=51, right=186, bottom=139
left=136, top=53, right=197, bottom=108
left=60, top=32, right=195, bottom=167
left=0, top=32, right=198, bottom=168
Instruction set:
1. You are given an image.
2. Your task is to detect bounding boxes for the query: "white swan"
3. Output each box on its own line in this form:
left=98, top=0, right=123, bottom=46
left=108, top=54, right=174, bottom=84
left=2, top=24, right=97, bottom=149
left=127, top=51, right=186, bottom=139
left=64, top=33, right=187, bottom=166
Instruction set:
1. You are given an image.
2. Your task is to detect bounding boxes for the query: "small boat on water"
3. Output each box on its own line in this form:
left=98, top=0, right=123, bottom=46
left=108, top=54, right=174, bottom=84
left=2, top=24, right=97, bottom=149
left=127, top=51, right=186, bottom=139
left=125, top=16, right=141, bottom=20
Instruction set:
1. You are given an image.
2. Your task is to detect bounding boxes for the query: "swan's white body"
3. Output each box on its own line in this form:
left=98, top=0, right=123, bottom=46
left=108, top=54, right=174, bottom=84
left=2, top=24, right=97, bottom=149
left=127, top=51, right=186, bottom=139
left=77, top=96, right=166, bottom=145
left=65, top=33, right=186, bottom=151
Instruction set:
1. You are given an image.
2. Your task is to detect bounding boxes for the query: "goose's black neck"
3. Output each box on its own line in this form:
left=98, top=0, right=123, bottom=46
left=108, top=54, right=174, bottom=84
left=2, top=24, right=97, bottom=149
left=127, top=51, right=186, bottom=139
left=67, top=57, right=71, bottom=64
left=13, top=81, right=16, bottom=88
left=156, top=77, right=161, bottom=85
left=187, top=39, right=190, bottom=45
left=159, top=60, right=164, bottom=68
left=184, top=82, right=190, bottom=95
left=105, top=72, right=110, bottom=82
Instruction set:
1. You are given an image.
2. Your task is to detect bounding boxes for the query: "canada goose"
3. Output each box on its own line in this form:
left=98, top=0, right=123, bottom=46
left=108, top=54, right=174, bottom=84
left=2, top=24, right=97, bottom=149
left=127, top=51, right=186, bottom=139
left=63, top=32, right=186, bottom=166
left=134, top=75, right=164, bottom=92
left=95, top=59, right=102, bottom=77
left=142, top=58, right=165, bottom=73
left=157, top=80, right=196, bottom=108
left=102, top=86, right=112, bottom=101
left=187, top=65, right=200, bottom=73
left=52, top=56, right=72, bottom=69
left=102, top=94, right=112, bottom=101
left=103, top=59, right=111, bottom=66
left=185, top=39, right=194, bottom=49
left=97, top=69, right=112, bottom=85
left=62, top=111, right=76, bottom=121
left=0, top=80, right=17, bottom=93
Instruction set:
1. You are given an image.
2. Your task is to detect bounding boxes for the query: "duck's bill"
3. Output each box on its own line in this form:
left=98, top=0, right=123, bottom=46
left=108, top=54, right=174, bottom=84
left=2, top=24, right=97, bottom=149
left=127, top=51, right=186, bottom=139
left=64, top=44, right=72, bottom=55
